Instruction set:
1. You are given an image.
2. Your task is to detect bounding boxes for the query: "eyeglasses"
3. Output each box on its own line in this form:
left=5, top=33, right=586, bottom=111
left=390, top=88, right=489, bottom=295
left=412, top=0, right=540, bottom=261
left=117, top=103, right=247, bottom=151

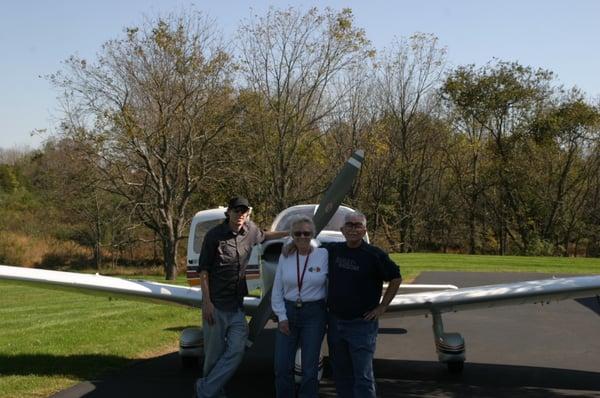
left=343, top=222, right=365, bottom=229
left=292, top=231, right=312, bottom=237
left=232, top=207, right=249, bottom=214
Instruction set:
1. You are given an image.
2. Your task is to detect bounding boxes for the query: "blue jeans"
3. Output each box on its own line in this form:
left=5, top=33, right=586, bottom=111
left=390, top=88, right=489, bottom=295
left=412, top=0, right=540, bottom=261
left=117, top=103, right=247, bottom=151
left=274, top=299, right=327, bottom=398
left=196, top=307, right=248, bottom=398
left=327, top=315, right=378, bottom=398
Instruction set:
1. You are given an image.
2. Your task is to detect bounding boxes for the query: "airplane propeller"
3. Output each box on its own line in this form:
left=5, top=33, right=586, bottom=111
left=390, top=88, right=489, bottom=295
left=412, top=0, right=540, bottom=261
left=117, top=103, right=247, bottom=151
left=246, top=149, right=365, bottom=347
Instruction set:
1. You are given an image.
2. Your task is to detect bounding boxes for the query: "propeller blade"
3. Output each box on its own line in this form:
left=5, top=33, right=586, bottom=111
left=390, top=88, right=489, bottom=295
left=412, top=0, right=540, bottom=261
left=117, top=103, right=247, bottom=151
left=246, top=150, right=365, bottom=348
left=246, top=287, right=273, bottom=349
left=313, top=149, right=364, bottom=234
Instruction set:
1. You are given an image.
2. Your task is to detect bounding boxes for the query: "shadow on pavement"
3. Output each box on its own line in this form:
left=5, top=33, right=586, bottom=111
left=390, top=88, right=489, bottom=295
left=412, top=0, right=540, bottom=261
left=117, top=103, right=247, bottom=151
left=49, top=353, right=600, bottom=398
left=576, top=296, right=600, bottom=316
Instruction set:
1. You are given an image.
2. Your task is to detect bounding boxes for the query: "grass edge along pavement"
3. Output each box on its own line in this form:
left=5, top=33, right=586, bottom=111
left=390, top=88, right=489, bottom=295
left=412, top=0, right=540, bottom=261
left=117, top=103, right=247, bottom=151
left=393, top=253, right=600, bottom=280
left=2, top=254, right=600, bottom=397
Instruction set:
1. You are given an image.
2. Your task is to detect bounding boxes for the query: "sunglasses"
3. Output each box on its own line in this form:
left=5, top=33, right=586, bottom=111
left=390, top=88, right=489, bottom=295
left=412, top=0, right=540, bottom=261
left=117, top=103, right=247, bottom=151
left=292, top=231, right=312, bottom=237
left=232, top=206, right=249, bottom=214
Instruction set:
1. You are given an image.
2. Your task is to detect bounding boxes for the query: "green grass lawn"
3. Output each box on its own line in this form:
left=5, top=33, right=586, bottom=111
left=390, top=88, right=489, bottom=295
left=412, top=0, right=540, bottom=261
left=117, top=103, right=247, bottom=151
left=393, top=253, right=600, bottom=281
left=1, top=254, right=600, bottom=397
left=0, top=277, right=199, bottom=398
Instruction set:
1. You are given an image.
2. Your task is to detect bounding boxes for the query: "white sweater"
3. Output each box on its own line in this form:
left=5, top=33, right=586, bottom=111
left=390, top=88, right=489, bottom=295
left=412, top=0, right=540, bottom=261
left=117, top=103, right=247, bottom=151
left=271, top=248, right=328, bottom=322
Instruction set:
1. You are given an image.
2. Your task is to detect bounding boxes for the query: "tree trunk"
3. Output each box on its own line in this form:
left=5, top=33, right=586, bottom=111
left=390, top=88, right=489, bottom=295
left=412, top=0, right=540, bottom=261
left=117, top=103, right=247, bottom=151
left=468, top=206, right=476, bottom=255
left=93, top=243, right=101, bottom=270
left=93, top=196, right=102, bottom=269
left=163, top=238, right=178, bottom=280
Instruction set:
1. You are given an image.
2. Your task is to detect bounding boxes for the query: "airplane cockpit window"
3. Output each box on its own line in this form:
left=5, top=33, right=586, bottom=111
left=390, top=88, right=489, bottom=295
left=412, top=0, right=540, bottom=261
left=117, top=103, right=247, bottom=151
left=193, top=219, right=224, bottom=253
left=271, top=205, right=356, bottom=232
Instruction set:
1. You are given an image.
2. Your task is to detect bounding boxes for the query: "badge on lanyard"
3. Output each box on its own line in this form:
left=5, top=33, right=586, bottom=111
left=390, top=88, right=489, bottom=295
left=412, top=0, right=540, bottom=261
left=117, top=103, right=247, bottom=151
left=296, top=251, right=310, bottom=308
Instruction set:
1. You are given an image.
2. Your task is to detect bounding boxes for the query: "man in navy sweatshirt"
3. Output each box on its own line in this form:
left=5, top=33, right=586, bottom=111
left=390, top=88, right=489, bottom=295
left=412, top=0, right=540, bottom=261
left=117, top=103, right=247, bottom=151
left=324, top=211, right=402, bottom=398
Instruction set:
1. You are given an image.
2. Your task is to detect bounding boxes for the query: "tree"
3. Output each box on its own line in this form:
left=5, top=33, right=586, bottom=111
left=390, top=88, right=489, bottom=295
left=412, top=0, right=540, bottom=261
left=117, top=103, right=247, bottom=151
left=325, top=62, right=376, bottom=204
left=442, top=79, right=491, bottom=254
left=0, top=165, right=20, bottom=193
left=443, top=61, right=555, bottom=254
left=30, top=137, right=132, bottom=269
left=366, top=33, right=447, bottom=251
left=50, top=11, right=236, bottom=279
left=529, top=93, right=600, bottom=253
left=236, top=7, right=373, bottom=215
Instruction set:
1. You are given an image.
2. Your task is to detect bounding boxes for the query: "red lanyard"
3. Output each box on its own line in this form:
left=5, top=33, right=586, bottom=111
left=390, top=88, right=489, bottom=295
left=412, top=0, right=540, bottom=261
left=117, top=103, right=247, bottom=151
left=296, top=251, right=310, bottom=298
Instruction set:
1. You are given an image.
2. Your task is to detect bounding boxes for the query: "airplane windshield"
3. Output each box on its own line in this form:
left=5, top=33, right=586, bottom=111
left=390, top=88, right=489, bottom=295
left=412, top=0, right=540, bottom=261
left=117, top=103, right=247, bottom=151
left=271, top=205, right=356, bottom=232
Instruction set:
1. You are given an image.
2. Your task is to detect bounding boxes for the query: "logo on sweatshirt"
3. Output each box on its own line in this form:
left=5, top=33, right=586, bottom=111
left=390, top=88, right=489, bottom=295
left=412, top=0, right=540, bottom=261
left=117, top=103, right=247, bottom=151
left=335, top=257, right=359, bottom=271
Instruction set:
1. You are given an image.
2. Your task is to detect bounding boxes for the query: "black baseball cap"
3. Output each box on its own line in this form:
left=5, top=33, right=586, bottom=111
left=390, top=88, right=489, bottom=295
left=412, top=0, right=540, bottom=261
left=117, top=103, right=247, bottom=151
left=227, top=196, right=250, bottom=209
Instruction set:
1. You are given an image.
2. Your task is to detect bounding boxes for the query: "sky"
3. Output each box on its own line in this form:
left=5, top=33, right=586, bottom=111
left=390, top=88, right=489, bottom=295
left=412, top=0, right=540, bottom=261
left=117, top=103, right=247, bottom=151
left=1, top=0, right=599, bottom=149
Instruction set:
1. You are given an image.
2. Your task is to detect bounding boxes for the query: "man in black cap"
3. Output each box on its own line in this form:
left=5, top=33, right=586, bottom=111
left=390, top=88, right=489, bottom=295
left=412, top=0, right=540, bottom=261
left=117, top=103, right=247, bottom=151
left=195, top=196, right=287, bottom=398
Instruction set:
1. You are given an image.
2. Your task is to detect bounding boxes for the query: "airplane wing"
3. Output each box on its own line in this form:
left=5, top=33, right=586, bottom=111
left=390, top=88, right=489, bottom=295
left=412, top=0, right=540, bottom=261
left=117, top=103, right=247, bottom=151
left=0, top=264, right=262, bottom=316
left=5, top=264, right=598, bottom=319
left=384, top=275, right=600, bottom=317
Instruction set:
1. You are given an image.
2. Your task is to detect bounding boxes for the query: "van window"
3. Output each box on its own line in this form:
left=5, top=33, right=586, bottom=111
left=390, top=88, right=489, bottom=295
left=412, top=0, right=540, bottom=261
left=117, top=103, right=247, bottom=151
left=193, top=219, right=224, bottom=253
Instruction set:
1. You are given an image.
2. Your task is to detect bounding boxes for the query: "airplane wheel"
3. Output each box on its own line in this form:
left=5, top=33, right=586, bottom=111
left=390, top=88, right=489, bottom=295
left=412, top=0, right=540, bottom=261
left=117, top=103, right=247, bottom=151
left=181, top=356, right=199, bottom=368
left=447, top=361, right=464, bottom=373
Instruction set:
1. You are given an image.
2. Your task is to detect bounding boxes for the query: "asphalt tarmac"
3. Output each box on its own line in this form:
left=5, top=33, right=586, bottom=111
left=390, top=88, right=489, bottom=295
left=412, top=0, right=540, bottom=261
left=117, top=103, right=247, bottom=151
left=51, top=272, right=600, bottom=398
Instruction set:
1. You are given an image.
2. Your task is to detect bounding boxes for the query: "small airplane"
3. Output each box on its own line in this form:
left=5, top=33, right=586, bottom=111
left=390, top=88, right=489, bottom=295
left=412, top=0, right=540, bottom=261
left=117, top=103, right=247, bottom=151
left=1, top=149, right=600, bottom=374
